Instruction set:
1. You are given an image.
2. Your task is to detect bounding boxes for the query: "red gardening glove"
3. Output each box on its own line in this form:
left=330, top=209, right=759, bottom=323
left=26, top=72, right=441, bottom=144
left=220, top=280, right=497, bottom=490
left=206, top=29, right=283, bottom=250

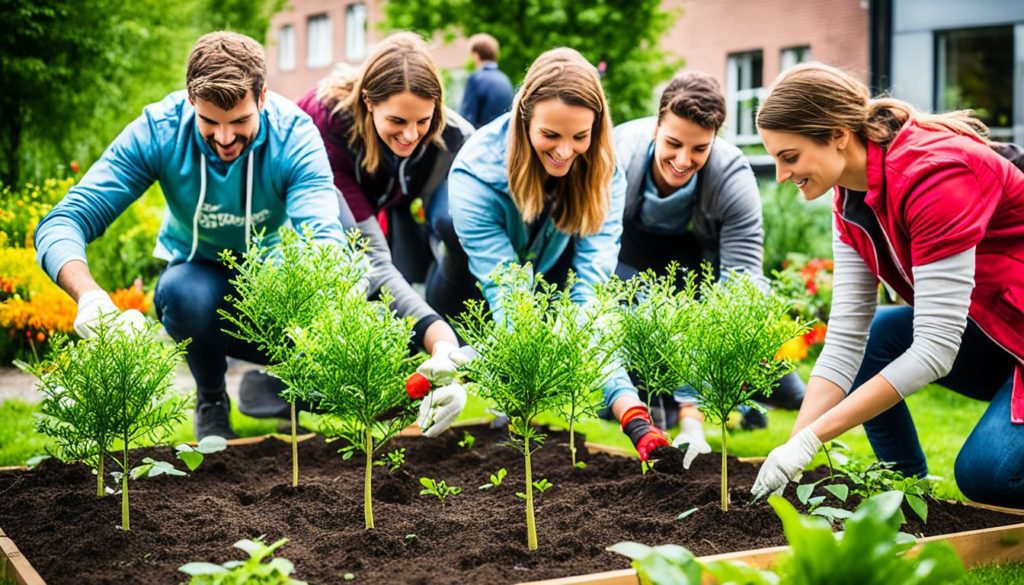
left=405, top=372, right=432, bottom=400
left=621, top=405, right=670, bottom=461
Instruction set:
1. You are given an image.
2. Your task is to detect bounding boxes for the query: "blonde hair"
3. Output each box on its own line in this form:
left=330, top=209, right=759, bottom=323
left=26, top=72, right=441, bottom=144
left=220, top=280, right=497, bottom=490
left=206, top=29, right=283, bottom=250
left=187, top=31, right=267, bottom=110
left=508, top=48, right=614, bottom=237
left=316, top=31, right=446, bottom=174
left=756, top=62, right=988, bottom=149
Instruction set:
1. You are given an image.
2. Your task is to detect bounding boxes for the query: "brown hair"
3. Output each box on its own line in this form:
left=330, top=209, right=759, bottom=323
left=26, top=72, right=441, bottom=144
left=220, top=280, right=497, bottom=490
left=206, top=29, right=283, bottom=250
left=186, top=31, right=267, bottom=110
left=316, top=31, right=446, bottom=174
left=469, top=33, right=500, bottom=62
left=508, top=47, right=614, bottom=237
left=756, top=62, right=988, bottom=149
left=658, top=71, right=726, bottom=131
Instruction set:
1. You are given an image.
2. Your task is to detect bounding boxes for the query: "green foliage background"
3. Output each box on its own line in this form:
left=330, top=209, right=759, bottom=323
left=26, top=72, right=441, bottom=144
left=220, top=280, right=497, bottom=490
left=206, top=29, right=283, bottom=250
left=382, top=0, right=682, bottom=123
left=0, top=0, right=285, bottom=187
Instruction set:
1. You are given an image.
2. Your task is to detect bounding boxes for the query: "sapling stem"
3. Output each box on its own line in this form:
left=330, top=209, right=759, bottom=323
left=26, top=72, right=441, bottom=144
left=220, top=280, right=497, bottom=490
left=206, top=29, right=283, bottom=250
left=569, top=418, right=577, bottom=469
left=121, top=436, right=130, bottom=530
left=720, top=423, right=728, bottom=512
left=524, top=437, right=537, bottom=551
left=291, top=403, right=298, bottom=488
left=97, top=455, right=104, bottom=498
left=364, top=426, right=374, bottom=530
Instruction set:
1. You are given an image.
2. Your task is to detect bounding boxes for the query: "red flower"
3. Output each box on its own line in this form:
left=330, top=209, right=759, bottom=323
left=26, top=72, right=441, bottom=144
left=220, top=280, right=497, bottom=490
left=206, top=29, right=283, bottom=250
left=405, top=372, right=431, bottom=400
left=803, top=322, right=828, bottom=345
left=70, top=161, right=80, bottom=174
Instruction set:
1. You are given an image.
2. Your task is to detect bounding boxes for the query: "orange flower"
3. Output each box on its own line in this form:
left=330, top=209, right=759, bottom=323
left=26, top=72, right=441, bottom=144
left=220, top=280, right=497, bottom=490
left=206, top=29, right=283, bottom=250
left=776, top=337, right=809, bottom=362
left=110, top=279, right=152, bottom=314
left=803, top=322, right=827, bottom=345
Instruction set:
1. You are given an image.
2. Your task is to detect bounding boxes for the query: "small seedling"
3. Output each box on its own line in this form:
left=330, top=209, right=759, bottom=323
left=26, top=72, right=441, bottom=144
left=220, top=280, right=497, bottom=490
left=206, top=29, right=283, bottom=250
left=179, top=536, right=307, bottom=584
left=175, top=435, right=228, bottom=471
left=479, top=467, right=507, bottom=490
left=419, top=477, right=462, bottom=505
left=458, top=430, right=476, bottom=450
left=517, top=478, right=552, bottom=499
left=373, top=448, right=406, bottom=472
left=405, top=534, right=417, bottom=543
left=343, top=574, right=355, bottom=581
left=130, top=457, right=187, bottom=479
left=675, top=507, right=699, bottom=521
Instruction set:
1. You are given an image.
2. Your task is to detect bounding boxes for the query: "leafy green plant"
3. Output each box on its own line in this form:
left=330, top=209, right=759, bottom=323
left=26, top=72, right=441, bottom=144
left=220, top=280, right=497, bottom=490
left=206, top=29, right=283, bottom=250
left=373, top=448, right=406, bottom=473
left=479, top=467, right=507, bottom=490
left=517, top=478, right=553, bottom=500
left=667, top=268, right=807, bottom=511
left=458, top=430, right=476, bottom=449
left=838, top=459, right=932, bottom=523
left=178, top=536, right=307, bottom=585
left=174, top=435, right=229, bottom=471
left=272, top=286, right=417, bottom=529
left=760, top=180, right=833, bottom=273
left=419, top=477, right=462, bottom=505
left=18, top=316, right=189, bottom=530
left=454, top=264, right=613, bottom=550
left=608, top=491, right=964, bottom=585
left=220, top=226, right=367, bottom=487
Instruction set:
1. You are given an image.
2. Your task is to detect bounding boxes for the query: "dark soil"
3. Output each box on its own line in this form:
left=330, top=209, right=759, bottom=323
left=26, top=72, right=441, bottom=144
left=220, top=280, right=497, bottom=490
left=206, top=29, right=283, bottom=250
left=1, top=425, right=1021, bottom=584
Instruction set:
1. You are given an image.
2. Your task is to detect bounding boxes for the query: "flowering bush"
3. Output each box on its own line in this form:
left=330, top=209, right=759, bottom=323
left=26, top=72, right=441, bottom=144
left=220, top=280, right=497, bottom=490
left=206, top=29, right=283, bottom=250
left=0, top=178, right=74, bottom=248
left=772, top=254, right=834, bottom=362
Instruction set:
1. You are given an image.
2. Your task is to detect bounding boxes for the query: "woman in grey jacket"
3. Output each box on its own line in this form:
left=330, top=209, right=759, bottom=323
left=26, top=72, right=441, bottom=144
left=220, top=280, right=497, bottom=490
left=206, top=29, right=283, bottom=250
left=611, top=72, right=805, bottom=453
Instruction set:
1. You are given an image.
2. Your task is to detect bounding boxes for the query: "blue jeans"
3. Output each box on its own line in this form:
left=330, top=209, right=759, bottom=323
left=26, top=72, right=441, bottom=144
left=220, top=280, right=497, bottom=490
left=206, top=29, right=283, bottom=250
left=852, top=305, right=1023, bottom=506
left=154, top=260, right=268, bottom=401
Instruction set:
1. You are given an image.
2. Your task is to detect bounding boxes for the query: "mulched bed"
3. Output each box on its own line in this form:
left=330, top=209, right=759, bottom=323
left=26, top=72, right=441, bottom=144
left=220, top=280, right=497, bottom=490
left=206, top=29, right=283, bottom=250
left=1, top=424, right=1021, bottom=584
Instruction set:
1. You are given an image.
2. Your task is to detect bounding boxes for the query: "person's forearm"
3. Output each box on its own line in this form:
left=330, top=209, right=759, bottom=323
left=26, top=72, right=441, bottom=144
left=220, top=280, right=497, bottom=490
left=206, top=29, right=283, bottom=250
left=56, top=260, right=104, bottom=302
left=790, top=376, right=846, bottom=436
left=806, top=374, right=902, bottom=443
left=610, top=394, right=646, bottom=421
left=423, top=320, right=459, bottom=355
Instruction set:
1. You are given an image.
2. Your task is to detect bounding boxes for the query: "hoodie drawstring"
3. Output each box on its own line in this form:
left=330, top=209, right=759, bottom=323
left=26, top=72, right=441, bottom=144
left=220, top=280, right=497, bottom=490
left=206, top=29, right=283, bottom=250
left=187, top=151, right=254, bottom=262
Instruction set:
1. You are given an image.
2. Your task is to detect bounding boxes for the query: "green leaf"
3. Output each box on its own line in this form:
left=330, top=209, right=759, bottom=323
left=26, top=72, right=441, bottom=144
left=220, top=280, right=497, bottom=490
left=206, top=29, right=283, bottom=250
left=196, top=435, right=228, bottom=454
left=823, top=484, right=849, bottom=502
left=177, top=450, right=204, bottom=471
left=811, top=506, right=853, bottom=521
left=676, top=507, right=698, bottom=521
left=906, top=493, right=928, bottom=524
left=797, top=483, right=815, bottom=504
left=178, top=562, right=228, bottom=576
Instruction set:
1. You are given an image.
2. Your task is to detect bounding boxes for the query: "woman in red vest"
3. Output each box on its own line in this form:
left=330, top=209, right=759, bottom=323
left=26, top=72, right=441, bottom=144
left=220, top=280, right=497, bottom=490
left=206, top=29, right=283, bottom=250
left=751, top=62, right=1024, bottom=507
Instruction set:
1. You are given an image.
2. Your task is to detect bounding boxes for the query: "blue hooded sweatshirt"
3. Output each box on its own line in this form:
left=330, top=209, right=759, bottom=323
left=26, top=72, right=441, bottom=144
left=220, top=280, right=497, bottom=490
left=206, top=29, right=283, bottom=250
left=35, top=90, right=345, bottom=282
left=448, top=113, right=637, bottom=405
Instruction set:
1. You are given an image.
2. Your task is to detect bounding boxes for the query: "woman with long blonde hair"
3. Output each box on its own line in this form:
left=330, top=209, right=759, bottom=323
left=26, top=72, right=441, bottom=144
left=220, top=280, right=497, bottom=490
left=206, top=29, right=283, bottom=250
left=448, top=47, right=669, bottom=459
left=752, top=63, right=1024, bottom=506
left=296, top=31, right=476, bottom=438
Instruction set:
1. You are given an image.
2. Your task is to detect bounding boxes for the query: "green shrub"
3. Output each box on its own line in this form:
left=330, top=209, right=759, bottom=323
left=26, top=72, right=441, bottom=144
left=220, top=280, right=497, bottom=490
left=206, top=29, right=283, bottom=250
left=760, top=181, right=833, bottom=273
left=86, top=185, right=166, bottom=291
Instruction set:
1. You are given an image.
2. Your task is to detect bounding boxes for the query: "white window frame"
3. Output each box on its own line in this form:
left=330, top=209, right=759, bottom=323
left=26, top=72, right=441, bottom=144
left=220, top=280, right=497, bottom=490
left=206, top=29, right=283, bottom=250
left=346, top=3, right=368, bottom=61
left=726, top=51, right=765, bottom=146
left=780, top=45, right=811, bottom=73
left=277, top=25, right=296, bottom=71
left=307, top=14, right=333, bottom=69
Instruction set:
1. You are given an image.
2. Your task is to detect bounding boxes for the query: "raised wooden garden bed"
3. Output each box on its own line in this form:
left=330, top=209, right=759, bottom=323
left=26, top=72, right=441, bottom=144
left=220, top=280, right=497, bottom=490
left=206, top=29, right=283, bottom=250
left=2, top=424, right=1022, bottom=584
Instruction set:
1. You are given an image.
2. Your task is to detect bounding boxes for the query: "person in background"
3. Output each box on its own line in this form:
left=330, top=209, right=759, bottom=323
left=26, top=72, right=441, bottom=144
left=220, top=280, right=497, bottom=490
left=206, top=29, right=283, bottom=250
left=752, top=63, right=1024, bottom=507
left=459, top=33, right=514, bottom=130
left=611, top=71, right=806, bottom=462
left=448, top=47, right=669, bottom=461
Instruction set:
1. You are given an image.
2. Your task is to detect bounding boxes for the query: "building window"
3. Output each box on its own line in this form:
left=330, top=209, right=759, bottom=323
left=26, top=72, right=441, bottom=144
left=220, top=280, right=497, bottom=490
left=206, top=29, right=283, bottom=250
left=277, top=25, right=295, bottom=71
left=780, top=45, right=811, bottom=72
left=346, top=3, right=368, bottom=61
left=307, top=14, right=333, bottom=69
left=936, top=26, right=1014, bottom=141
left=726, top=50, right=764, bottom=145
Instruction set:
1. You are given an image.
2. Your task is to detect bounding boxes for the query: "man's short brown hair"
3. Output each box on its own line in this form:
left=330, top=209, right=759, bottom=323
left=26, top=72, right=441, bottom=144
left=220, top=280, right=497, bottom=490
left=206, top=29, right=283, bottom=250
left=469, top=33, right=499, bottom=62
left=186, top=31, right=267, bottom=110
left=658, top=71, right=726, bottom=131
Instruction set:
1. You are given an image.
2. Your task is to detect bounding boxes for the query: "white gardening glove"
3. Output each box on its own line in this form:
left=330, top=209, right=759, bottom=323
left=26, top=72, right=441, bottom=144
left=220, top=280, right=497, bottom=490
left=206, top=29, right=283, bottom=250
left=751, top=427, right=822, bottom=500
left=73, top=290, right=147, bottom=339
left=416, top=342, right=478, bottom=386
left=672, top=417, right=712, bottom=469
left=416, top=383, right=467, bottom=438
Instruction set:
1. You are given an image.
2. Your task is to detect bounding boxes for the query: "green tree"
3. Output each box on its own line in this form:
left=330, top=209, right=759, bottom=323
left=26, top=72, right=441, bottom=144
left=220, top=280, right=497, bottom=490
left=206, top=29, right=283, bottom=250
left=0, top=0, right=283, bottom=187
left=383, top=0, right=681, bottom=123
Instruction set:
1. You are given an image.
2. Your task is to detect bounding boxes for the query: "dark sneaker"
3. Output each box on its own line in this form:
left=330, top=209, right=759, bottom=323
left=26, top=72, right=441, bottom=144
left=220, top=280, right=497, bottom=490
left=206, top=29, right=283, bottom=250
left=195, top=392, right=238, bottom=440
left=739, top=405, right=768, bottom=431
left=238, top=370, right=317, bottom=418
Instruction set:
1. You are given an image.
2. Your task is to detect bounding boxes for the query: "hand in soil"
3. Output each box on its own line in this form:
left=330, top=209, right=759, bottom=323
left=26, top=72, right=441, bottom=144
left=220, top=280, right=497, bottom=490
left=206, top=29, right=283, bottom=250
left=647, top=445, right=687, bottom=474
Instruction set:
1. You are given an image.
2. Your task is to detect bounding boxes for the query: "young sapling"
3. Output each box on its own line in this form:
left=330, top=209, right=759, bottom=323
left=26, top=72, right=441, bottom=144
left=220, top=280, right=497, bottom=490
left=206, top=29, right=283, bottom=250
left=220, top=226, right=368, bottom=487
left=418, top=477, right=462, bottom=505
left=373, top=448, right=406, bottom=473
left=178, top=536, right=307, bottom=585
left=19, top=316, right=189, bottom=530
left=667, top=268, right=807, bottom=511
left=458, top=430, right=476, bottom=450
left=273, top=287, right=417, bottom=529
left=455, top=265, right=613, bottom=550
left=479, top=468, right=507, bottom=490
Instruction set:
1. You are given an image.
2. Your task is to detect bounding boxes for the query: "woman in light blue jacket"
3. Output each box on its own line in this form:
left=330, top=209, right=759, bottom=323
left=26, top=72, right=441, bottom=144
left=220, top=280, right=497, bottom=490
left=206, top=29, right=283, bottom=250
left=446, top=47, right=669, bottom=460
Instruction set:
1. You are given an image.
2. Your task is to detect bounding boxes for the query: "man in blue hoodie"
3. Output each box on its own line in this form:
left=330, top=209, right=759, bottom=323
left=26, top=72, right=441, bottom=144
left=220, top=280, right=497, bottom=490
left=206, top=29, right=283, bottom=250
left=34, top=32, right=349, bottom=440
